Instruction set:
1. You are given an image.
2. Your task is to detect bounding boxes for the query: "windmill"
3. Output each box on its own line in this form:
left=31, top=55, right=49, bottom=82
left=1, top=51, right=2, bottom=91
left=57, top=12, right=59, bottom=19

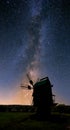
left=20, top=73, right=54, bottom=119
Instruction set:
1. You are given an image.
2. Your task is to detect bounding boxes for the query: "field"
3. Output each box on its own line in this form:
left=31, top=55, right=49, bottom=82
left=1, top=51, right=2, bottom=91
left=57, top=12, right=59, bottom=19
left=0, top=112, right=70, bottom=130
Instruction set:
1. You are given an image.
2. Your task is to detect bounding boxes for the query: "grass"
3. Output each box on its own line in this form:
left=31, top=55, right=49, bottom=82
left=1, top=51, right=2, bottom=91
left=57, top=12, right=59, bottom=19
left=0, top=112, right=70, bottom=130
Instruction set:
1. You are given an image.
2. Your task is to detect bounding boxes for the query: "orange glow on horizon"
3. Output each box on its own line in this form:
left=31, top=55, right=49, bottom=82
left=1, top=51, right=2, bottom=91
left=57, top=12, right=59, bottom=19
left=0, top=87, right=33, bottom=105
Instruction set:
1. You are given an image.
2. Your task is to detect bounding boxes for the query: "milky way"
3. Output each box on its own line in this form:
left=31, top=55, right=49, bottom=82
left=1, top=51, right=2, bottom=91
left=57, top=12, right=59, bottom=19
left=0, top=0, right=70, bottom=105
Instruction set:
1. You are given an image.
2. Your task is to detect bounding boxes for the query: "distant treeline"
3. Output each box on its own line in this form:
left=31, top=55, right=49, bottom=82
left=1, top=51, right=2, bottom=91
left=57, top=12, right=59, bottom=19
left=0, top=105, right=35, bottom=112
left=53, top=104, right=70, bottom=114
left=0, top=104, right=70, bottom=114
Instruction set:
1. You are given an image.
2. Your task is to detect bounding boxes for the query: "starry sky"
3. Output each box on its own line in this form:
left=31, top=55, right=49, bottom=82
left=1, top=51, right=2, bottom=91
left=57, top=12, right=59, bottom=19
left=0, top=0, right=70, bottom=105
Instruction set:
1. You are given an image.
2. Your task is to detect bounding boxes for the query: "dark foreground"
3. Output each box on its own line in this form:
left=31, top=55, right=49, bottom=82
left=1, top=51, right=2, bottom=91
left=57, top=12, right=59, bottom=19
left=0, top=112, right=70, bottom=130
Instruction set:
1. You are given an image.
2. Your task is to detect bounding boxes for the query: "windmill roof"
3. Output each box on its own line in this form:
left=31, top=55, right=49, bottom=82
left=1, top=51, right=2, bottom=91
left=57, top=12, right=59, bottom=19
left=34, top=77, right=51, bottom=87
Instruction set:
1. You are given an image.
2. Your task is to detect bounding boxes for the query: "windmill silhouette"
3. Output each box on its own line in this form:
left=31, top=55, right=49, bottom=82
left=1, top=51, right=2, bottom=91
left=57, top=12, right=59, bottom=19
left=20, top=73, right=54, bottom=119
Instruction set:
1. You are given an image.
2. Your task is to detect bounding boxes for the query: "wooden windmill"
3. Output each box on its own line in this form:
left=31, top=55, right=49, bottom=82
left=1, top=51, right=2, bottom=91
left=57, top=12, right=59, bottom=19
left=20, top=74, right=54, bottom=119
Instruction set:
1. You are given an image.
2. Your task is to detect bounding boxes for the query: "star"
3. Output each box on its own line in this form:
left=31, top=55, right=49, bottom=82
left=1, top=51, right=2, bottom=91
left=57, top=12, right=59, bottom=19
left=6, top=0, right=10, bottom=4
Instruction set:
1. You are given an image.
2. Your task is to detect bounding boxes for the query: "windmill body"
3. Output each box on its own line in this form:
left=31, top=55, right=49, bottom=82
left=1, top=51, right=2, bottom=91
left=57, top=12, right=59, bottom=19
left=32, top=77, right=53, bottom=118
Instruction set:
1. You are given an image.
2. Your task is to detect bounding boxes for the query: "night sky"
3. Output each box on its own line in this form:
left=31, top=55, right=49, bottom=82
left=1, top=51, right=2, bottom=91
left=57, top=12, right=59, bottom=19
left=0, top=0, right=70, bottom=105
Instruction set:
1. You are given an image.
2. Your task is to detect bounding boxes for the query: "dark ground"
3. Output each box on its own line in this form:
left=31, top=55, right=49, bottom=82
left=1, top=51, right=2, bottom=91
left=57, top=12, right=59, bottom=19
left=0, top=112, right=70, bottom=130
left=0, top=105, right=70, bottom=130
